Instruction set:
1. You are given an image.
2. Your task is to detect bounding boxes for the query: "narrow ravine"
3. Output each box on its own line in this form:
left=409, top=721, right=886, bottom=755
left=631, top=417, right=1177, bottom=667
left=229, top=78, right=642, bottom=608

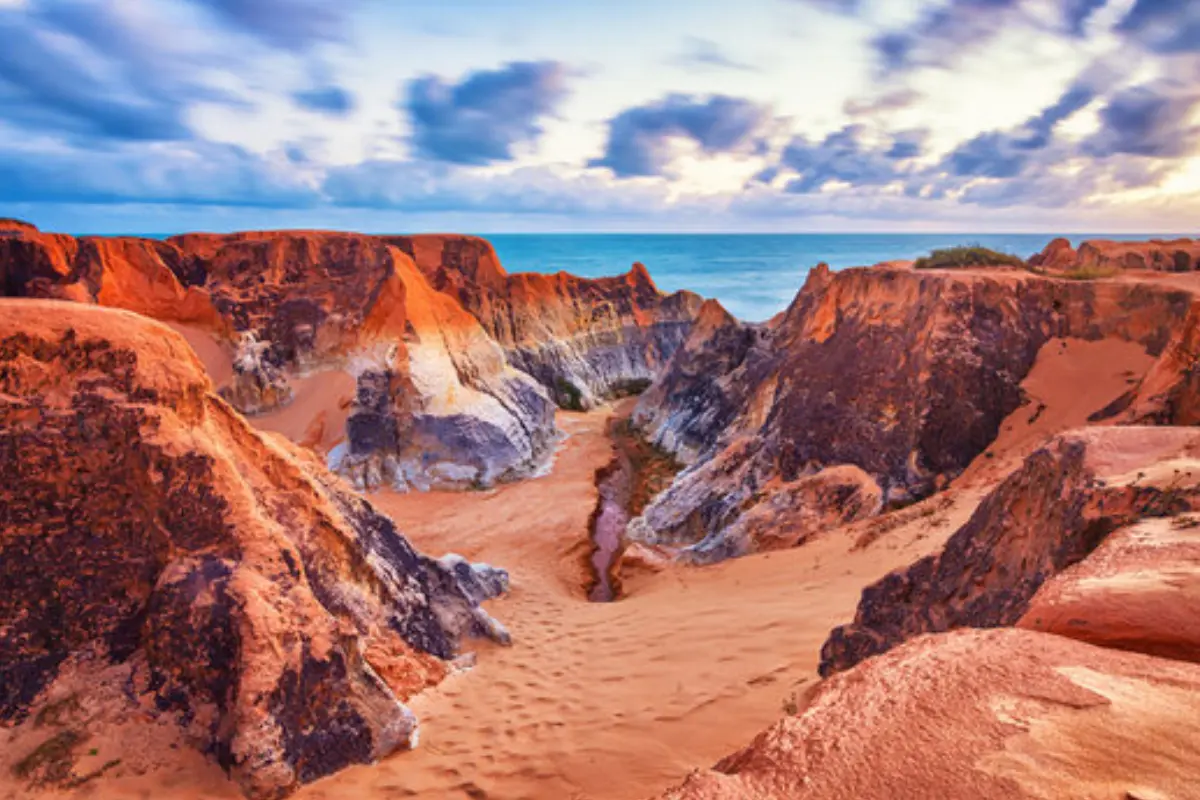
left=587, top=414, right=682, bottom=602
left=587, top=453, right=632, bottom=602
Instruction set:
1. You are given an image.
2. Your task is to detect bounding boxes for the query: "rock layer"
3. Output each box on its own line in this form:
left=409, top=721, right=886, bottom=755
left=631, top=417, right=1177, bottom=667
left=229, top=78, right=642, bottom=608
left=0, top=224, right=699, bottom=490
left=632, top=263, right=1193, bottom=561
left=0, top=300, right=510, bottom=798
left=819, top=426, right=1200, bottom=676
left=386, top=235, right=704, bottom=409
left=1031, top=236, right=1200, bottom=273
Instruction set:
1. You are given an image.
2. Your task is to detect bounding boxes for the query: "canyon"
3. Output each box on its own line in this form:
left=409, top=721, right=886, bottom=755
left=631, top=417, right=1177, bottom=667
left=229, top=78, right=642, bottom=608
left=2, top=223, right=1200, bottom=800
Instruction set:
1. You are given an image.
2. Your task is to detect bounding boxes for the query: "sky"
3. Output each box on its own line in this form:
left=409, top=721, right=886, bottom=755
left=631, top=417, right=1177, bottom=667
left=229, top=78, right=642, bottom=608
left=0, top=0, right=1198, bottom=233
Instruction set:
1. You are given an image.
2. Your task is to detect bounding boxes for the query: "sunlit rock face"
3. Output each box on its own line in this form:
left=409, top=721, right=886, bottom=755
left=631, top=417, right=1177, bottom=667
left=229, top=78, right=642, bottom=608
left=1031, top=236, right=1200, bottom=273
left=631, top=262, right=1194, bottom=563
left=385, top=235, right=704, bottom=409
left=0, top=300, right=511, bottom=798
left=0, top=223, right=701, bottom=491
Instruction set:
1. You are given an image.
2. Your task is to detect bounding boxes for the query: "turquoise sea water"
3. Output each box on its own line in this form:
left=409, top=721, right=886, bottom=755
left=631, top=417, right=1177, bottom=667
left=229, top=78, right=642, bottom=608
left=485, top=233, right=1189, bottom=322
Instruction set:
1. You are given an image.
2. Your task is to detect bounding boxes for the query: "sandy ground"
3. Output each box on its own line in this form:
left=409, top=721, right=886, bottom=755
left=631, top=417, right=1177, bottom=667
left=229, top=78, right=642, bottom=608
left=250, top=370, right=356, bottom=455
left=286, top=404, right=967, bottom=800
left=4, top=331, right=1153, bottom=800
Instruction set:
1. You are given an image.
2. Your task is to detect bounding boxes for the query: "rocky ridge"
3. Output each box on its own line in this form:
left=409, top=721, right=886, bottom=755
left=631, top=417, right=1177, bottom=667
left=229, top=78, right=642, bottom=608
left=0, top=221, right=700, bottom=490
left=630, top=261, right=1194, bottom=562
left=0, top=300, right=511, bottom=798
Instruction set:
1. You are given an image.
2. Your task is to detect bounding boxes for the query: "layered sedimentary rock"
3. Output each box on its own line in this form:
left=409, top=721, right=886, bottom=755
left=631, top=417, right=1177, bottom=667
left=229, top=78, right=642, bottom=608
left=631, top=262, right=1193, bottom=561
left=819, top=426, right=1200, bottom=676
left=386, top=235, right=704, bottom=409
left=0, top=223, right=699, bottom=490
left=0, top=300, right=510, bottom=798
left=1031, top=236, right=1200, bottom=273
left=658, top=628, right=1200, bottom=800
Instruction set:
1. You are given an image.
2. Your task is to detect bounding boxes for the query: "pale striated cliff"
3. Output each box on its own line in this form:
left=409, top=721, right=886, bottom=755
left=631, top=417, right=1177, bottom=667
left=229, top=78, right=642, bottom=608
left=0, top=300, right=510, bottom=798
left=384, top=234, right=704, bottom=409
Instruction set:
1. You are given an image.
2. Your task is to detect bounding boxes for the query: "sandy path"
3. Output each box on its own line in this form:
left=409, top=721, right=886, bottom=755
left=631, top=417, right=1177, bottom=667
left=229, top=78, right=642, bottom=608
left=292, top=405, right=962, bottom=800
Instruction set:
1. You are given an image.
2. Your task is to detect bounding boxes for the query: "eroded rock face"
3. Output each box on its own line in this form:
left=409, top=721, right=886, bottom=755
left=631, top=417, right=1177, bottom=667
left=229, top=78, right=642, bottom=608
left=0, top=300, right=511, bottom=798
left=819, top=426, right=1200, bottom=676
left=390, top=235, right=704, bottom=409
left=632, top=263, right=1193, bottom=561
left=1018, top=515, right=1200, bottom=663
left=658, top=628, right=1200, bottom=800
left=1030, top=237, right=1200, bottom=273
left=0, top=224, right=694, bottom=491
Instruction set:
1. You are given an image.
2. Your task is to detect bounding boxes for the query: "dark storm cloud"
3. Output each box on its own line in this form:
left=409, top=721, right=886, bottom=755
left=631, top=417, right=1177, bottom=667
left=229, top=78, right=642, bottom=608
left=292, top=86, right=356, bottom=115
left=589, top=94, right=770, bottom=178
left=188, top=0, right=356, bottom=50
left=404, top=61, right=570, bottom=166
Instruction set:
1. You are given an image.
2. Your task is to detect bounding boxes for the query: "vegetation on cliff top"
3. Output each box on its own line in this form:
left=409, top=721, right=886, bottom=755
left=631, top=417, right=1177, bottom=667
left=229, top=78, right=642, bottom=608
left=914, top=246, right=1025, bottom=270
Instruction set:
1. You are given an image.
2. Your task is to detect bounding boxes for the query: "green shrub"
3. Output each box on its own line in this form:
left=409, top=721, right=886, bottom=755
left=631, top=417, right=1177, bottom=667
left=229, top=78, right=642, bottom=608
left=913, top=245, right=1025, bottom=270
left=555, top=377, right=585, bottom=411
left=1061, top=265, right=1119, bottom=281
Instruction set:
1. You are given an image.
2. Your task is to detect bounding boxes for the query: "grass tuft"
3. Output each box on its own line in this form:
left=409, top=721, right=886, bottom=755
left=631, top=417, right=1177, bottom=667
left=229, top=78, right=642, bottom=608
left=914, top=245, right=1025, bottom=270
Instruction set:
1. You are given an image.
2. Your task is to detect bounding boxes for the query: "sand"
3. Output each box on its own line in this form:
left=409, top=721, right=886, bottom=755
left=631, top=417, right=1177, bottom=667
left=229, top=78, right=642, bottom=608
left=249, top=370, right=357, bottom=454
left=284, top=403, right=967, bottom=800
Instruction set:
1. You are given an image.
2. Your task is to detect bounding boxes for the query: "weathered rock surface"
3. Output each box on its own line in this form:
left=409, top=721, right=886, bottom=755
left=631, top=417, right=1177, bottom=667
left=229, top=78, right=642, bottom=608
left=1019, top=515, right=1200, bottom=664
left=658, top=628, right=1200, bottom=800
left=1031, top=236, right=1200, bottom=273
left=0, top=300, right=511, bottom=798
left=0, top=223, right=698, bottom=490
left=819, top=426, right=1200, bottom=676
left=632, top=262, right=1193, bottom=561
left=388, top=234, right=704, bottom=409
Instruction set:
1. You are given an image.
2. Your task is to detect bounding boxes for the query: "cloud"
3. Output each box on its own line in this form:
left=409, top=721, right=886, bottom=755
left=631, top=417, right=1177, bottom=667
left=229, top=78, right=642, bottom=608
left=187, top=0, right=356, bottom=50
left=1084, top=83, right=1200, bottom=157
left=767, top=125, right=920, bottom=193
left=292, top=85, right=355, bottom=115
left=870, top=0, right=1023, bottom=71
left=940, top=79, right=1098, bottom=178
left=0, top=141, right=319, bottom=206
left=1116, top=0, right=1200, bottom=53
left=669, top=37, right=757, bottom=72
left=843, top=89, right=923, bottom=117
left=589, top=94, right=770, bottom=178
left=0, top=2, right=204, bottom=142
left=404, top=61, right=569, bottom=166
left=322, top=161, right=677, bottom=215
left=1064, top=0, right=1109, bottom=36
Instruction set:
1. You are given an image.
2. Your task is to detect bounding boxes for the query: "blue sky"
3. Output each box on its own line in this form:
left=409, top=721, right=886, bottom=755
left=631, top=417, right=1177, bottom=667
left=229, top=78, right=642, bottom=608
left=0, top=0, right=1198, bottom=233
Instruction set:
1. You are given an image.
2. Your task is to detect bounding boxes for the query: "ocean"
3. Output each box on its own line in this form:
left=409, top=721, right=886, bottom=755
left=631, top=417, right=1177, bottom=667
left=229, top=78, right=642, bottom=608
left=485, top=233, right=1180, bottom=322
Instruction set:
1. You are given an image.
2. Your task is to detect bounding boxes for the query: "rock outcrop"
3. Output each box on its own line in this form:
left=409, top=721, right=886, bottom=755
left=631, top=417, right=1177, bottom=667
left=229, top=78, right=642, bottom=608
left=658, top=628, right=1200, bottom=800
left=0, top=300, right=511, bottom=798
left=1018, top=515, right=1200, bottom=663
left=631, top=262, right=1193, bottom=562
left=386, top=235, right=704, bottom=409
left=0, top=223, right=699, bottom=490
left=819, top=426, right=1200, bottom=676
left=1031, top=236, right=1200, bottom=273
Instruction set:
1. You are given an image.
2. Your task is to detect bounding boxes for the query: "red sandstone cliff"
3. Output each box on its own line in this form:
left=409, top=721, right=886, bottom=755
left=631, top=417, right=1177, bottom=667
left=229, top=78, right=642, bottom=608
left=631, top=262, right=1194, bottom=562
left=0, top=223, right=701, bottom=490
left=0, top=300, right=511, bottom=798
